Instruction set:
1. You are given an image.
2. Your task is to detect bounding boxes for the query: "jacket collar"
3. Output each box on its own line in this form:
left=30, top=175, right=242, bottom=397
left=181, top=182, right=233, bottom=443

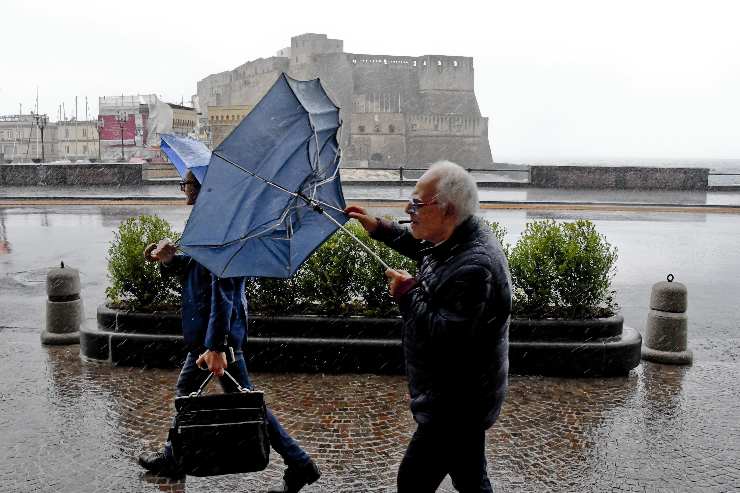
left=421, top=216, right=478, bottom=258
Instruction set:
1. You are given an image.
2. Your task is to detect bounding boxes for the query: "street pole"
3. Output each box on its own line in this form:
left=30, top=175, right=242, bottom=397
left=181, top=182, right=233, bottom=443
left=97, top=118, right=103, bottom=162
left=115, top=112, right=127, bottom=162
left=33, top=113, right=48, bottom=163
left=39, top=116, right=46, bottom=162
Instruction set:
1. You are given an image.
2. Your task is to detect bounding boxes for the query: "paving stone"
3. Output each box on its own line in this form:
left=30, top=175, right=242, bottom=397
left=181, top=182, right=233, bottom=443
left=0, top=327, right=739, bottom=492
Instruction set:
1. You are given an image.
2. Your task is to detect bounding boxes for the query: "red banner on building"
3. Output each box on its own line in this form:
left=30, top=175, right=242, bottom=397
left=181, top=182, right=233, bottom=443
left=99, top=115, right=136, bottom=142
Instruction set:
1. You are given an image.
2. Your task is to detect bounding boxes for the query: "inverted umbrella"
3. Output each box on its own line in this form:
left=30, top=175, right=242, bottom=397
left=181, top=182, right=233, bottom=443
left=177, top=73, right=389, bottom=278
left=160, top=134, right=211, bottom=184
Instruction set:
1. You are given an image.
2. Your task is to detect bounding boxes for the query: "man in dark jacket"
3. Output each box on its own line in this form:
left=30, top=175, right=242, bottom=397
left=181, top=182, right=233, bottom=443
left=138, top=171, right=320, bottom=493
left=346, top=161, right=511, bottom=492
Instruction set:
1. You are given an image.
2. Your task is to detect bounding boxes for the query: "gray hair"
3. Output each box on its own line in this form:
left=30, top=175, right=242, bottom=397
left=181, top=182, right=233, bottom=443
left=427, top=161, right=479, bottom=224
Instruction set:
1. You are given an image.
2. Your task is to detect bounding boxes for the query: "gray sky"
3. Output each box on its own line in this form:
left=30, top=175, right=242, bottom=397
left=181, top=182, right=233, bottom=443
left=2, top=0, right=738, bottom=162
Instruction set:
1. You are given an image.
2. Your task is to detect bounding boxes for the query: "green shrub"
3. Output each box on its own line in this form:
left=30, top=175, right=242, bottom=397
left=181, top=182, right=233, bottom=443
left=105, top=213, right=617, bottom=321
left=246, top=220, right=417, bottom=316
left=509, top=219, right=618, bottom=319
left=488, top=220, right=510, bottom=257
left=105, top=215, right=181, bottom=311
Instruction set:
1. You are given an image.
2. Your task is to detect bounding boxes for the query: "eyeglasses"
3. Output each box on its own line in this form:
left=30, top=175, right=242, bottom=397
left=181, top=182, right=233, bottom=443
left=179, top=180, right=197, bottom=191
left=407, top=196, right=439, bottom=214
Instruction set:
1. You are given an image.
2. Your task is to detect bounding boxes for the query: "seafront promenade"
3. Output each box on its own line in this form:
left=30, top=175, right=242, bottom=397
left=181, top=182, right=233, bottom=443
left=1, top=185, right=739, bottom=491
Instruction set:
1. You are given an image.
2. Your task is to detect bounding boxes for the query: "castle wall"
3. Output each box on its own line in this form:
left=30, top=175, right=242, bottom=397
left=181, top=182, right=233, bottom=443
left=228, top=57, right=290, bottom=106
left=346, top=113, right=406, bottom=167
left=406, top=115, right=492, bottom=168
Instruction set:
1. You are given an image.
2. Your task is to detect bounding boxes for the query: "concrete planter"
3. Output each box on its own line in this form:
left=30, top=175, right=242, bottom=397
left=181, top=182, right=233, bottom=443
left=82, top=306, right=641, bottom=376
left=509, top=316, right=642, bottom=377
left=81, top=305, right=185, bottom=368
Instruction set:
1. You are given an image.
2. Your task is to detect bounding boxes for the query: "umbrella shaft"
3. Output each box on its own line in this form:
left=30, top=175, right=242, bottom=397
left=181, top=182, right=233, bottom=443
left=320, top=211, right=391, bottom=271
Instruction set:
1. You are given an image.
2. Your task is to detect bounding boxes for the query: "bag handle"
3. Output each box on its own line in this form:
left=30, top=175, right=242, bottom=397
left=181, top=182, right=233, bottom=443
left=190, top=369, right=250, bottom=397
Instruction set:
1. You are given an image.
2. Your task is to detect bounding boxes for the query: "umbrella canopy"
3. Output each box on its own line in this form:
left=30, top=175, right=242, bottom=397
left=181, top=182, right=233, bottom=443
left=177, top=73, right=348, bottom=278
left=160, top=134, right=211, bottom=184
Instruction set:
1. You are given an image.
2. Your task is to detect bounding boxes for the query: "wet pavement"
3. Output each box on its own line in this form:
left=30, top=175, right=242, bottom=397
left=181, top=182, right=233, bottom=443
left=1, top=203, right=739, bottom=491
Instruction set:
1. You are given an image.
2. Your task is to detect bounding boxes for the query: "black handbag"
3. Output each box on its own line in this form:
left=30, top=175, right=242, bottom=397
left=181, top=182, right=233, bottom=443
left=169, top=370, right=270, bottom=476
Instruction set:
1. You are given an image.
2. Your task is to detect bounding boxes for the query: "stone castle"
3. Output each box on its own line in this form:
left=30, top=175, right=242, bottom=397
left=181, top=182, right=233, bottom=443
left=196, top=34, right=493, bottom=169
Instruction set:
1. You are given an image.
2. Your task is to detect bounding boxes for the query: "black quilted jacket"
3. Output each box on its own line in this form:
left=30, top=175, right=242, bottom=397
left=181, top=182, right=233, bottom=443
left=373, top=216, right=511, bottom=428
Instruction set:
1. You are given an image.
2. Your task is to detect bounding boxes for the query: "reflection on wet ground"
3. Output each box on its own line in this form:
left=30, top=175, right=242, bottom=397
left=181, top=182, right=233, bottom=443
left=1, top=204, right=739, bottom=491
left=2, top=328, right=738, bottom=492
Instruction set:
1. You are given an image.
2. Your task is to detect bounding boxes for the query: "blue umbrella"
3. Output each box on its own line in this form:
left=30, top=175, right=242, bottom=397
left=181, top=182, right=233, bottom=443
left=160, top=134, right=211, bottom=184
left=177, top=73, right=389, bottom=278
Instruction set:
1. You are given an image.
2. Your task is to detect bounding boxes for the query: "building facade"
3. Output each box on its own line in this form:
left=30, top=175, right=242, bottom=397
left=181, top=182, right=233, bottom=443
left=207, top=105, right=252, bottom=147
left=169, top=103, right=198, bottom=137
left=98, top=95, right=197, bottom=161
left=0, top=114, right=58, bottom=162
left=196, top=33, right=493, bottom=169
left=57, top=120, right=100, bottom=161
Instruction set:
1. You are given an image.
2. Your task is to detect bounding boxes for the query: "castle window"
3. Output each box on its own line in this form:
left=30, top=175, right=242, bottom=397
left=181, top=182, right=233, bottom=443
left=453, top=60, right=458, bottom=67
left=423, top=60, right=427, bottom=66
left=388, top=124, right=395, bottom=133
left=352, top=58, right=356, bottom=64
left=437, top=60, right=442, bottom=66
left=413, top=61, right=417, bottom=67
left=374, top=125, right=381, bottom=133
left=371, top=153, right=383, bottom=162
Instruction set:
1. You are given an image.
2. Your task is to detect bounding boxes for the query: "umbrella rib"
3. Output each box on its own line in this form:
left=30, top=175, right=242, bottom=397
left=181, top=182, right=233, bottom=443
left=212, top=150, right=301, bottom=200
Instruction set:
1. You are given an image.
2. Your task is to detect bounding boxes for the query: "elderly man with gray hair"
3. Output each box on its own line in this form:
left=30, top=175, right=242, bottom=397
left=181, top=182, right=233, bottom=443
left=346, top=161, right=511, bottom=492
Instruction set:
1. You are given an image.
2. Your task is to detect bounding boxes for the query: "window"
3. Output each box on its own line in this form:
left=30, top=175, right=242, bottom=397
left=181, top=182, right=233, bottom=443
left=388, top=124, right=395, bottom=133
left=371, top=153, right=383, bottom=162
left=358, top=125, right=365, bottom=132
left=453, top=60, right=458, bottom=67
left=437, top=60, right=442, bottom=66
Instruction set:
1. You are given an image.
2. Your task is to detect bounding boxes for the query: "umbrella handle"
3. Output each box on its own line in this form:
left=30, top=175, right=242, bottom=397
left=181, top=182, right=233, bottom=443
left=319, top=210, right=392, bottom=272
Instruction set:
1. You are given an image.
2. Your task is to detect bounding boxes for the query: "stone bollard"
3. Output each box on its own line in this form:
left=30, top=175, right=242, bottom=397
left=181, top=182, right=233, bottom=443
left=40, top=261, right=82, bottom=345
left=641, top=274, right=692, bottom=365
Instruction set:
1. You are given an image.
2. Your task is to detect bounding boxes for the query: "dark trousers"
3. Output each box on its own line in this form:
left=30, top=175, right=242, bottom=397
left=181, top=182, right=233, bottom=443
left=397, top=422, right=492, bottom=493
left=165, top=351, right=310, bottom=467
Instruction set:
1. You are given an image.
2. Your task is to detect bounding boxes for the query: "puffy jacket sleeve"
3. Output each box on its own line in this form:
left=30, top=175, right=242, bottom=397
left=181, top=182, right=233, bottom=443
left=370, top=219, right=427, bottom=262
left=160, top=253, right=191, bottom=278
left=399, top=263, right=493, bottom=343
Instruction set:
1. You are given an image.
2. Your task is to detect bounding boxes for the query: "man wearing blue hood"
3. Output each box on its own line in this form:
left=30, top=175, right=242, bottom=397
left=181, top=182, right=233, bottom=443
left=138, top=170, right=320, bottom=493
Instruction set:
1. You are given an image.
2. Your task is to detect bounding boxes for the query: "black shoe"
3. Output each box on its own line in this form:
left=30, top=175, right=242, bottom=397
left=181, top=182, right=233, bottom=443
left=137, top=450, right=184, bottom=478
left=267, top=459, right=321, bottom=493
